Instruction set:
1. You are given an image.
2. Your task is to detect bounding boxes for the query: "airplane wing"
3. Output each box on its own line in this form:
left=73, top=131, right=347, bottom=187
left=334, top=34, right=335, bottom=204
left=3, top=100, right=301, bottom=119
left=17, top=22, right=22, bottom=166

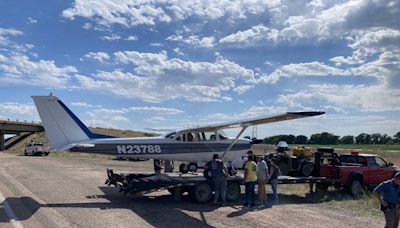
left=181, top=111, right=325, bottom=132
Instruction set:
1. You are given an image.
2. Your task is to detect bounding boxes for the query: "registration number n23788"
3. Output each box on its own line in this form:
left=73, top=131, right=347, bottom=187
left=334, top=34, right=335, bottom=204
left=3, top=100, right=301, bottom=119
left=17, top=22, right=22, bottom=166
left=117, top=145, right=162, bottom=154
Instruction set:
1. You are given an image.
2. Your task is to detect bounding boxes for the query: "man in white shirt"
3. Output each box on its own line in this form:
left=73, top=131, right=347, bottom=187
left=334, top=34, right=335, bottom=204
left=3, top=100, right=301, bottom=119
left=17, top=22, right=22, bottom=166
left=257, top=155, right=269, bottom=205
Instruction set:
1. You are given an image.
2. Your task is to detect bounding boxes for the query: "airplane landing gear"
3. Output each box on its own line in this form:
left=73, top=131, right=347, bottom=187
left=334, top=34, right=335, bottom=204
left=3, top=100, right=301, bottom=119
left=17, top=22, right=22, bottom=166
left=179, top=163, right=189, bottom=173
left=187, top=163, right=198, bottom=172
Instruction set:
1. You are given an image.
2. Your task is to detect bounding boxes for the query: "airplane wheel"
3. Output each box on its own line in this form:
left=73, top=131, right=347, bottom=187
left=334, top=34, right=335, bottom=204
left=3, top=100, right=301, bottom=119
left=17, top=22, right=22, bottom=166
left=188, top=163, right=198, bottom=172
left=179, top=163, right=188, bottom=174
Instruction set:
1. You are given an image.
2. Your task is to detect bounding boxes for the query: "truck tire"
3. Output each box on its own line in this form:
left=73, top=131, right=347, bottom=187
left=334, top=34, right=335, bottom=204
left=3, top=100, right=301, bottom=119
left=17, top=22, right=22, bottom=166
left=300, top=162, right=313, bottom=177
left=348, top=179, right=363, bottom=197
left=226, top=181, right=241, bottom=202
left=190, top=182, right=212, bottom=203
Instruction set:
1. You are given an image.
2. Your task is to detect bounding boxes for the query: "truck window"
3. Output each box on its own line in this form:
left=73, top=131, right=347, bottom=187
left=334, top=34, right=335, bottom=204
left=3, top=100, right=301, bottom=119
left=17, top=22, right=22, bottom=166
left=375, top=157, right=387, bottom=168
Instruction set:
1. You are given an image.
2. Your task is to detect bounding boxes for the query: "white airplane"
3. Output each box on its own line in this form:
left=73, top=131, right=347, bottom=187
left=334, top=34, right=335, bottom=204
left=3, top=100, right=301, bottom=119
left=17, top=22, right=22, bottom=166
left=32, top=95, right=324, bottom=173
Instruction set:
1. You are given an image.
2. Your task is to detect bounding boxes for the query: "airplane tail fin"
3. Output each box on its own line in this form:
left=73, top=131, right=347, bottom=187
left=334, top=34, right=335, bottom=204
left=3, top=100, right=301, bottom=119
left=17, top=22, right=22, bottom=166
left=32, top=95, right=112, bottom=151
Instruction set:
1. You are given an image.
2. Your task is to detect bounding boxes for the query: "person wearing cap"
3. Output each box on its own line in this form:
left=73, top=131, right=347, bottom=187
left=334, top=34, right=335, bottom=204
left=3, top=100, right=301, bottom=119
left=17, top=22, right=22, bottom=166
left=269, top=158, right=281, bottom=205
left=256, top=155, right=269, bottom=205
left=205, top=154, right=228, bottom=205
left=373, top=172, right=400, bottom=228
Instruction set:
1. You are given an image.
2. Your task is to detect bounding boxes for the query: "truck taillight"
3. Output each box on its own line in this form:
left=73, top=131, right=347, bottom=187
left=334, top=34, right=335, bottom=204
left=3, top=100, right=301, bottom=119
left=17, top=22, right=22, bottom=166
left=351, top=151, right=359, bottom=156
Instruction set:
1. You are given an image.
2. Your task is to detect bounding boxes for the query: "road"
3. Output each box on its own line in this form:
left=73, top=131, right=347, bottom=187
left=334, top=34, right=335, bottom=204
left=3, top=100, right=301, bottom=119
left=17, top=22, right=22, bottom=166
left=0, top=152, right=383, bottom=228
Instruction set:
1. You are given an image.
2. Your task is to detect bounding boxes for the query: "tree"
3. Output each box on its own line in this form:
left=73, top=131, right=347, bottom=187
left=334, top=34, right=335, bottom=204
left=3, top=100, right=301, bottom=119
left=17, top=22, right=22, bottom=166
left=394, top=132, right=400, bottom=143
left=339, top=135, right=354, bottom=144
left=308, top=132, right=339, bottom=145
left=295, top=135, right=308, bottom=144
left=356, top=133, right=372, bottom=144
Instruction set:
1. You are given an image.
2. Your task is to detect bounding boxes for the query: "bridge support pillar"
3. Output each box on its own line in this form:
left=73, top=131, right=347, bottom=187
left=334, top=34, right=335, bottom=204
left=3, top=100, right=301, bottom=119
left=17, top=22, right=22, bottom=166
left=0, top=130, right=5, bottom=151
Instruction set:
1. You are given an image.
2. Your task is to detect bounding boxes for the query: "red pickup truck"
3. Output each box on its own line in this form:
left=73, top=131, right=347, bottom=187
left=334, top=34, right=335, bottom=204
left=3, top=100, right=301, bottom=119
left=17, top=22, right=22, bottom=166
left=317, top=149, right=399, bottom=196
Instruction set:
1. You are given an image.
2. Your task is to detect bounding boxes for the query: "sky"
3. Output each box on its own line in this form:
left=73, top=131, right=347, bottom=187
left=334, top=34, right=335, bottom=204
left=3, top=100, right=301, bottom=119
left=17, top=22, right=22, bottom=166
left=0, top=0, right=399, bottom=139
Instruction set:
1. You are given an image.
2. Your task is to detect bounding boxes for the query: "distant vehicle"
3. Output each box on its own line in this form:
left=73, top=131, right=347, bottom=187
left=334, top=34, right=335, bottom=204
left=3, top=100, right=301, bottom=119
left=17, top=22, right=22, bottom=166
left=317, top=149, right=400, bottom=196
left=24, top=143, right=49, bottom=156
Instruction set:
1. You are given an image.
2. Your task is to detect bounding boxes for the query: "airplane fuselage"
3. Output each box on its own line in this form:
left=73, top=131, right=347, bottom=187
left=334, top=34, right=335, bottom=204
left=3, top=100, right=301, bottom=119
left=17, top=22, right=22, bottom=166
left=70, top=137, right=252, bottom=163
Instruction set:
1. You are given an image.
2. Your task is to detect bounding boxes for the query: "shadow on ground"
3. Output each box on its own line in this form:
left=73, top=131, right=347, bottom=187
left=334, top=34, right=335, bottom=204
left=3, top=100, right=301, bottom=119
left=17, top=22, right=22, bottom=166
left=0, top=186, right=366, bottom=227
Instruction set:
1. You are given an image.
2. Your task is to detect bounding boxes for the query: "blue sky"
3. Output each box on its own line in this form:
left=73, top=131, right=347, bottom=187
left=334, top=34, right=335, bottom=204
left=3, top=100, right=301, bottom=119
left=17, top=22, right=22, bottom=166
left=0, top=0, right=399, bottom=138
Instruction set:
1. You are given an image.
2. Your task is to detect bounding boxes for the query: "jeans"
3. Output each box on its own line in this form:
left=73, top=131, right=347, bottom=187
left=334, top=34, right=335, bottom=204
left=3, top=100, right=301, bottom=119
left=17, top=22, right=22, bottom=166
left=213, top=176, right=227, bottom=203
left=244, top=181, right=256, bottom=206
left=384, top=207, right=400, bottom=228
left=270, top=179, right=278, bottom=204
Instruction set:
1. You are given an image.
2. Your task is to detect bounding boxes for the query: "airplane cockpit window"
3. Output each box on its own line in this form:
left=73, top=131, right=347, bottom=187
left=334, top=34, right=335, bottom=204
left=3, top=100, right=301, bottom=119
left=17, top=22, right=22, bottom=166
left=187, top=133, right=194, bottom=142
left=165, top=131, right=176, bottom=139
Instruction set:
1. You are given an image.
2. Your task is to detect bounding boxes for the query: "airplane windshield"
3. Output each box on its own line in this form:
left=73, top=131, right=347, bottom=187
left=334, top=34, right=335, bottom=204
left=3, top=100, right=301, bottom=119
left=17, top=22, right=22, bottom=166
left=164, top=131, right=176, bottom=139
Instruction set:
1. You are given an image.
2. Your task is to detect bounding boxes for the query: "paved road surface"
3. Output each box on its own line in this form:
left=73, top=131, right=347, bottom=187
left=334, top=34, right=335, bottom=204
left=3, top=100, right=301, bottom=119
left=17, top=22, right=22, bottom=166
left=0, top=152, right=383, bottom=228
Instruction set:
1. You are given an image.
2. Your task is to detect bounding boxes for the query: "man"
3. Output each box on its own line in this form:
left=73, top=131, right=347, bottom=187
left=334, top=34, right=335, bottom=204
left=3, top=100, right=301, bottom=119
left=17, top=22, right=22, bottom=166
left=269, top=158, right=281, bottom=205
left=244, top=154, right=258, bottom=208
left=257, top=155, right=269, bottom=205
left=153, top=159, right=163, bottom=177
left=373, top=172, right=400, bottom=228
left=205, top=154, right=228, bottom=205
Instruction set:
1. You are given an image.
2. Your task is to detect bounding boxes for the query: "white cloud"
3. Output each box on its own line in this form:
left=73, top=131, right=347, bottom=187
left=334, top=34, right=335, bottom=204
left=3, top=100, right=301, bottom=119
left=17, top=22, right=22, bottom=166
left=100, top=34, right=121, bottom=41
left=128, top=106, right=184, bottom=114
left=144, top=116, right=166, bottom=124
left=125, top=35, right=138, bottom=41
left=0, top=54, right=77, bottom=88
left=71, top=102, right=102, bottom=108
left=0, top=102, right=39, bottom=121
left=219, top=25, right=279, bottom=45
left=82, top=52, right=110, bottom=62
left=277, top=83, right=400, bottom=112
left=27, top=17, right=38, bottom=24
left=62, top=0, right=276, bottom=28
left=76, top=50, right=257, bottom=102
left=166, top=35, right=215, bottom=48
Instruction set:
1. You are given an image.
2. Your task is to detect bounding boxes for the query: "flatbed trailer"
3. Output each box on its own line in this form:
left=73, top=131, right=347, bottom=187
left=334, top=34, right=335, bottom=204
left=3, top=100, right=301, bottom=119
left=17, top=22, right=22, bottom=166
left=105, top=169, right=327, bottom=203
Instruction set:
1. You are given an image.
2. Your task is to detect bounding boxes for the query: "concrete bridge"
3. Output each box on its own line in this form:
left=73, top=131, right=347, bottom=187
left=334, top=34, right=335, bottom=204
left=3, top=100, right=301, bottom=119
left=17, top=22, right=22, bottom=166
left=0, top=119, right=44, bottom=151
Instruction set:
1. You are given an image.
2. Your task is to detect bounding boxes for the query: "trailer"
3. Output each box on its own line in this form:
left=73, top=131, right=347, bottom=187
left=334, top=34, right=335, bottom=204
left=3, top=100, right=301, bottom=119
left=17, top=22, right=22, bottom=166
left=105, top=169, right=327, bottom=203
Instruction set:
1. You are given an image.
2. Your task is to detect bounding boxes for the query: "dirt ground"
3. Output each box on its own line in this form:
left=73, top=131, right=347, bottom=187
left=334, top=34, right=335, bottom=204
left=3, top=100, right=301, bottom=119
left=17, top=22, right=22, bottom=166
left=0, top=152, right=384, bottom=228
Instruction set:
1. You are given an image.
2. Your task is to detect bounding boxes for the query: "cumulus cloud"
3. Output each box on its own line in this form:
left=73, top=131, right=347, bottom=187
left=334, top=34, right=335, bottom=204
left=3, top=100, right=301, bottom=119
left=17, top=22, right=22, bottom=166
left=0, top=102, right=39, bottom=121
left=61, top=0, right=277, bottom=28
left=82, top=52, right=110, bottom=62
left=77, top=50, right=258, bottom=102
left=166, top=35, right=215, bottom=48
left=0, top=54, right=77, bottom=88
left=128, top=106, right=184, bottom=114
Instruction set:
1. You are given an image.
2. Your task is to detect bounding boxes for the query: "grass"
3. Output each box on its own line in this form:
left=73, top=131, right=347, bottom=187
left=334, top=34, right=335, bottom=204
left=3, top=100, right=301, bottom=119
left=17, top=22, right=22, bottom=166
left=292, top=144, right=400, bottom=152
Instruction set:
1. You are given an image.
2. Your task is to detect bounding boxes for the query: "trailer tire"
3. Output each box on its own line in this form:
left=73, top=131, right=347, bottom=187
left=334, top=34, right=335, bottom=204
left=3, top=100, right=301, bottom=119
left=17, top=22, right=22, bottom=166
left=226, top=182, right=241, bottom=202
left=190, top=182, right=212, bottom=203
left=348, top=179, right=363, bottom=197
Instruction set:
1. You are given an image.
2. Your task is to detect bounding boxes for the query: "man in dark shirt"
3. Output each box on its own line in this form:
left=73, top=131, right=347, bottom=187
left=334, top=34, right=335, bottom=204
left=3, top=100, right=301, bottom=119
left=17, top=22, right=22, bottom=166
left=374, top=172, right=400, bottom=228
left=205, top=154, right=228, bottom=205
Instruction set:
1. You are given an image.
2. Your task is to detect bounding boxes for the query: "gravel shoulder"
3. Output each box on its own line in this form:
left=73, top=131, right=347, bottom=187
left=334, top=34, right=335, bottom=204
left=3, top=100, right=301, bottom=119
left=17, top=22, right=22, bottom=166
left=0, top=152, right=383, bottom=228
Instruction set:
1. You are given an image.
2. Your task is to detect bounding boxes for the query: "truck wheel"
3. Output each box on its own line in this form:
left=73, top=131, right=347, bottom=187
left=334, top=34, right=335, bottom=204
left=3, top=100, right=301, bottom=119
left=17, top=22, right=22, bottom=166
left=179, top=163, right=188, bottom=174
left=187, top=163, right=198, bottom=172
left=348, top=179, right=363, bottom=197
left=226, top=182, right=241, bottom=202
left=300, top=162, right=313, bottom=177
left=190, top=182, right=212, bottom=203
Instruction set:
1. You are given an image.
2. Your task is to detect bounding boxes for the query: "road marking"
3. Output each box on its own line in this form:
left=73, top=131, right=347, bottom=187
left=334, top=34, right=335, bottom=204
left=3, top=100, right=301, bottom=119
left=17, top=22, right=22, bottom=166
left=0, top=190, right=24, bottom=228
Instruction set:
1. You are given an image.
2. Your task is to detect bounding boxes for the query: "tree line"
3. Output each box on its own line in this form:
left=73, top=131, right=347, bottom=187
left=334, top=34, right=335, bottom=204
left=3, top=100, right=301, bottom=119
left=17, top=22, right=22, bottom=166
left=261, top=132, right=400, bottom=145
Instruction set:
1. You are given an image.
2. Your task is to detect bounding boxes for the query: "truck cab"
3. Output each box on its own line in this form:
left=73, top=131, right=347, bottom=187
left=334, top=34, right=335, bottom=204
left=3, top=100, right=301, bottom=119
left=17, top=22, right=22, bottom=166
left=24, top=143, right=49, bottom=156
left=319, top=151, right=399, bottom=196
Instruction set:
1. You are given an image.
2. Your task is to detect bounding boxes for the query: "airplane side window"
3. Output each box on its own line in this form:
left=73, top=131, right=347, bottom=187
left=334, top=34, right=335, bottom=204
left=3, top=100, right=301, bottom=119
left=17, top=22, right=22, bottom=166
left=219, top=134, right=227, bottom=140
left=196, top=133, right=202, bottom=141
left=176, top=136, right=181, bottom=141
left=210, top=135, right=216, bottom=141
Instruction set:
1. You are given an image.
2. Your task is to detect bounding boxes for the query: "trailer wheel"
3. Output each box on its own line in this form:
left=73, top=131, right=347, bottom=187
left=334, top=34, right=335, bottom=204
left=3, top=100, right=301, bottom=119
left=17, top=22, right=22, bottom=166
left=179, top=163, right=188, bottom=174
left=190, top=182, right=212, bottom=203
left=226, top=182, right=241, bottom=202
left=348, top=179, right=363, bottom=197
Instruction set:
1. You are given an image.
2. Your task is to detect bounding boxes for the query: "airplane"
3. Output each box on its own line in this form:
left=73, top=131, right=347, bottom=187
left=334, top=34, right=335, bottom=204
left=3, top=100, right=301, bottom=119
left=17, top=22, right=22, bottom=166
left=32, top=95, right=324, bottom=173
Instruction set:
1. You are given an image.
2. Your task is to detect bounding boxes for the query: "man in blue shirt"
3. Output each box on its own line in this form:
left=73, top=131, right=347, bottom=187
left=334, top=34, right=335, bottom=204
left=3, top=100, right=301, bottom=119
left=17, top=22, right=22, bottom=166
left=374, top=172, right=400, bottom=228
left=205, top=154, right=228, bottom=205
